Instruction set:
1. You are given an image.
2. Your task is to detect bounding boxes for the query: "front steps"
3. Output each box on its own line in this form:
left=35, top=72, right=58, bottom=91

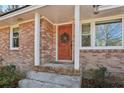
left=19, top=71, right=81, bottom=88
left=33, top=63, right=80, bottom=76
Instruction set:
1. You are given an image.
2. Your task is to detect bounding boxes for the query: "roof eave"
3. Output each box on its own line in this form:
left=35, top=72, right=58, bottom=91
left=0, top=5, right=46, bottom=21
left=0, top=5, right=30, bottom=17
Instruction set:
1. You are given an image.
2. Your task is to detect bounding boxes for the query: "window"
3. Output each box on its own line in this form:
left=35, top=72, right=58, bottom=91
left=10, top=26, right=19, bottom=50
left=81, top=18, right=123, bottom=49
left=82, top=23, right=91, bottom=47
left=95, top=19, right=122, bottom=47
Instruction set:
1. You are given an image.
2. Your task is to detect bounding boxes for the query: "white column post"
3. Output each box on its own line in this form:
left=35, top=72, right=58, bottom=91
left=74, top=5, right=80, bottom=70
left=122, top=17, right=124, bottom=48
left=91, top=21, right=95, bottom=48
left=34, top=13, right=41, bottom=66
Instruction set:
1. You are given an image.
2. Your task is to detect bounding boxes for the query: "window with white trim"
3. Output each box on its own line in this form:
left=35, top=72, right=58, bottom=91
left=81, top=18, right=123, bottom=48
left=10, top=26, right=19, bottom=49
left=95, top=19, right=122, bottom=47
left=81, top=23, right=91, bottom=46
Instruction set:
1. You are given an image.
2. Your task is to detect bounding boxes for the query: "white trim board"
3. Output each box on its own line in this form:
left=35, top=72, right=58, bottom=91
left=98, top=5, right=124, bottom=11
left=55, top=25, right=58, bottom=61
left=0, top=26, right=9, bottom=29
left=0, top=16, right=54, bottom=30
left=56, top=21, right=73, bottom=26
left=81, top=14, right=124, bottom=23
left=10, top=24, right=19, bottom=50
left=41, top=16, right=55, bottom=25
left=80, top=16, right=124, bottom=50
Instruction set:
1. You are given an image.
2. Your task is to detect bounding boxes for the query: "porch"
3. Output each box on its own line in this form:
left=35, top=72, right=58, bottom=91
left=0, top=5, right=124, bottom=73
left=1, top=5, right=124, bottom=88
left=33, top=5, right=80, bottom=70
left=32, top=5, right=124, bottom=72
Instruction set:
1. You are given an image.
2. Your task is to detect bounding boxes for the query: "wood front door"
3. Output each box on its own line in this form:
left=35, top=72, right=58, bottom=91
left=58, top=24, right=72, bottom=61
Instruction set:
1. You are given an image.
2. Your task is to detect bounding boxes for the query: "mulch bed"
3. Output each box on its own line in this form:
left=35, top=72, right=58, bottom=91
left=11, top=79, right=21, bottom=88
left=0, top=79, right=21, bottom=88
left=81, top=78, right=124, bottom=88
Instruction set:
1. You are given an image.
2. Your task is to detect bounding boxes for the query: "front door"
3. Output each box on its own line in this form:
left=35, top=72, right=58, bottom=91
left=58, top=24, right=72, bottom=61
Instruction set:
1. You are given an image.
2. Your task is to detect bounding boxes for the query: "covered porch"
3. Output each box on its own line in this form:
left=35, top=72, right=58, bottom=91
left=30, top=5, right=80, bottom=74
left=0, top=5, right=124, bottom=72
left=32, top=5, right=124, bottom=71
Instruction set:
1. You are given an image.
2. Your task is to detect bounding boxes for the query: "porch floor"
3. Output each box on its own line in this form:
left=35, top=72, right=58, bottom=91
left=33, top=62, right=80, bottom=76
left=41, top=62, right=74, bottom=68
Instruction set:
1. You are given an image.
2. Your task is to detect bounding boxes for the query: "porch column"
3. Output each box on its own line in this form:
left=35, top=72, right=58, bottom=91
left=74, top=5, right=80, bottom=70
left=34, top=13, right=41, bottom=66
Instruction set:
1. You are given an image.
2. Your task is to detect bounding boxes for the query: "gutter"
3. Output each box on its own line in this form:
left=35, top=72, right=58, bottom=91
left=0, top=5, right=30, bottom=17
left=0, top=5, right=46, bottom=21
left=98, top=5, right=124, bottom=11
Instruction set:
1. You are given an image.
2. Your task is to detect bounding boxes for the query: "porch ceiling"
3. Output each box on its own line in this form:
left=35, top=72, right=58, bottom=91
left=80, top=5, right=124, bottom=20
left=1, top=5, right=124, bottom=27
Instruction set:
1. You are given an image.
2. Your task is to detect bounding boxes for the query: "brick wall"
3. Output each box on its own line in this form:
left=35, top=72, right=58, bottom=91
left=40, top=18, right=56, bottom=63
left=2, top=18, right=124, bottom=74
left=0, top=21, right=35, bottom=72
left=0, top=18, right=56, bottom=72
left=80, top=49, right=124, bottom=73
left=0, top=19, right=124, bottom=73
left=19, top=21, right=35, bottom=72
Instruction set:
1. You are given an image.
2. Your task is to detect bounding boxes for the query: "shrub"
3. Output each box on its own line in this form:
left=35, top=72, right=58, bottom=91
left=0, top=65, right=23, bottom=88
left=81, top=66, right=124, bottom=88
left=93, top=66, right=110, bottom=82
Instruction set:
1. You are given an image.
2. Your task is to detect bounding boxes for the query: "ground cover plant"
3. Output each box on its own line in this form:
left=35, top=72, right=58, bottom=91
left=0, top=65, right=24, bottom=88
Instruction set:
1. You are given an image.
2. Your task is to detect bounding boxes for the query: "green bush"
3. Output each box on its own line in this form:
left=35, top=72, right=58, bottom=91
left=81, top=66, right=124, bottom=88
left=94, top=66, right=108, bottom=79
left=91, top=66, right=108, bottom=87
left=0, top=65, right=23, bottom=88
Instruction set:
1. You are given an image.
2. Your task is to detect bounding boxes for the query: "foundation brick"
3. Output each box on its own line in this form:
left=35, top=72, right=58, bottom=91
left=80, top=49, right=124, bottom=73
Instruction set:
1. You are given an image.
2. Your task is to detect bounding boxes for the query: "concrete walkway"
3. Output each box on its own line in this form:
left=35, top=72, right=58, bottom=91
left=19, top=71, right=81, bottom=88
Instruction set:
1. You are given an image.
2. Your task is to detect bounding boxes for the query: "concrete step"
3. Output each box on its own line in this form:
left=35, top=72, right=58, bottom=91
left=19, top=71, right=81, bottom=88
left=19, top=79, right=66, bottom=88
left=33, top=63, right=80, bottom=76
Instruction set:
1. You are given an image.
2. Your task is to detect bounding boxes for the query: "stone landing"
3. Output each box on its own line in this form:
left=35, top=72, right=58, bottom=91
left=33, top=63, right=80, bottom=76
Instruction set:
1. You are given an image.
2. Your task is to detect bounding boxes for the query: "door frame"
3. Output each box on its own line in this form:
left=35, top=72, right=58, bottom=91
left=56, top=22, right=74, bottom=62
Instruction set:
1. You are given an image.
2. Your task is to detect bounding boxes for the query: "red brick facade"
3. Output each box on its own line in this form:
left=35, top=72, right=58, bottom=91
left=0, top=18, right=124, bottom=74
left=0, top=18, right=56, bottom=72
left=80, top=49, right=124, bottom=74
left=40, top=18, right=56, bottom=63
left=0, top=21, right=34, bottom=72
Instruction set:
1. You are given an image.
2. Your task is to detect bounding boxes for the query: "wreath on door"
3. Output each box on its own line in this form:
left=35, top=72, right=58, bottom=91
left=60, top=32, right=69, bottom=43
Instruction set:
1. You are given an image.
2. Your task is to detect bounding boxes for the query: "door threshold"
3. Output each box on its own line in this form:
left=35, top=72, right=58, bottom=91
left=57, top=60, right=73, bottom=63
